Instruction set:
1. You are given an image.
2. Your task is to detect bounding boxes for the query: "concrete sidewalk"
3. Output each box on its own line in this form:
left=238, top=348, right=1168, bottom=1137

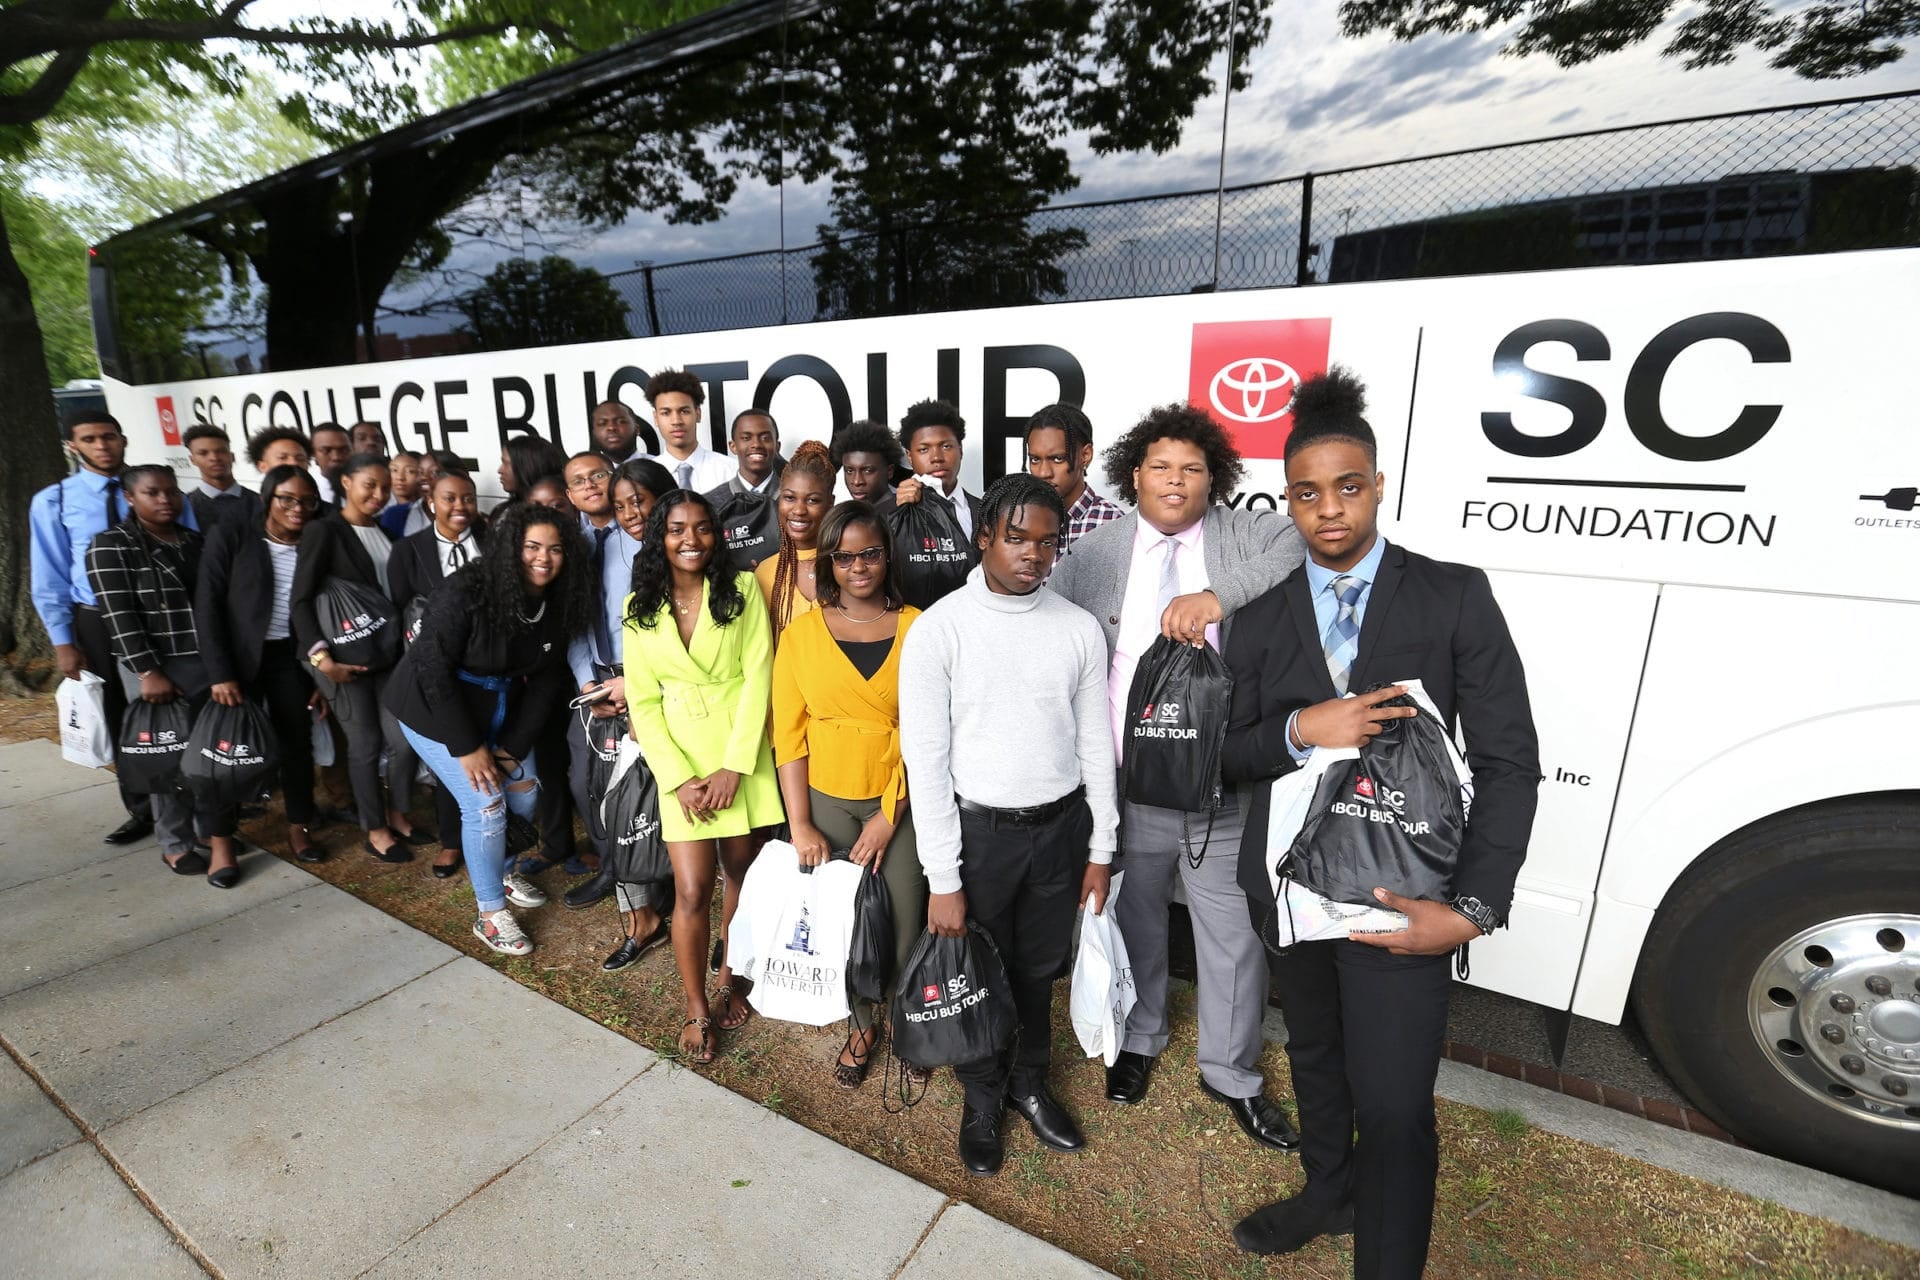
left=0, top=741, right=1111, bottom=1279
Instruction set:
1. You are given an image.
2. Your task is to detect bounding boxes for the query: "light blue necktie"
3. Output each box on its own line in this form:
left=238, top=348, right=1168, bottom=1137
left=1323, top=575, right=1363, bottom=695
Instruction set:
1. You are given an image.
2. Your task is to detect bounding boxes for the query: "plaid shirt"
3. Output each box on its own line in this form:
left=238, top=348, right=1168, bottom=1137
left=1061, top=485, right=1125, bottom=554
left=84, top=521, right=203, bottom=675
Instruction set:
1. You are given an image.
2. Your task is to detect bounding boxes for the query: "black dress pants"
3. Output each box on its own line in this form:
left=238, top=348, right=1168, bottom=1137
left=71, top=604, right=143, bottom=819
left=951, top=796, right=1092, bottom=1114
left=533, top=700, right=575, bottom=863
left=1268, top=939, right=1452, bottom=1280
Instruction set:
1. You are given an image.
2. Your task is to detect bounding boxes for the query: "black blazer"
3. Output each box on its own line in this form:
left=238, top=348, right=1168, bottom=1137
left=289, top=515, right=394, bottom=659
left=383, top=569, right=571, bottom=760
left=1222, top=542, right=1541, bottom=922
left=388, top=520, right=490, bottom=610
left=195, top=516, right=292, bottom=687
left=187, top=485, right=263, bottom=533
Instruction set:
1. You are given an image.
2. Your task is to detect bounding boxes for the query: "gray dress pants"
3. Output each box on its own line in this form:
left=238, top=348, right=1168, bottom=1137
left=1115, top=795, right=1266, bottom=1098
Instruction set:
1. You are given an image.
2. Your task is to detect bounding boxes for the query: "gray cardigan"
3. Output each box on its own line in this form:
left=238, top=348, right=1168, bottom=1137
left=1047, top=504, right=1306, bottom=656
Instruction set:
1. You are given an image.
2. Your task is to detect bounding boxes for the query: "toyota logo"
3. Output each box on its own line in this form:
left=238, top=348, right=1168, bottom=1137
left=1209, top=357, right=1302, bottom=425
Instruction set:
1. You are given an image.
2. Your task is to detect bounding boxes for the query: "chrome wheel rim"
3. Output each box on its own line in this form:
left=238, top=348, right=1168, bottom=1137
left=1747, top=913, right=1920, bottom=1130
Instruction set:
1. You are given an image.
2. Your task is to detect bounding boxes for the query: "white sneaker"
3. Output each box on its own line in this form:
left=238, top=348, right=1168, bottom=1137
left=473, top=909, right=533, bottom=956
left=501, top=871, right=548, bottom=910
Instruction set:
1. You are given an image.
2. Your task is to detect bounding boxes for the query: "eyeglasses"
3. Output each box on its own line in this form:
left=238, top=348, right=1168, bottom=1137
left=270, top=494, right=318, bottom=510
left=827, top=546, right=887, bottom=568
left=566, top=469, right=613, bottom=489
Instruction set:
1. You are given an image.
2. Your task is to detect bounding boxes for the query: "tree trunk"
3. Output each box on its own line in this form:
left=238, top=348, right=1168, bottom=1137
left=0, top=199, right=67, bottom=690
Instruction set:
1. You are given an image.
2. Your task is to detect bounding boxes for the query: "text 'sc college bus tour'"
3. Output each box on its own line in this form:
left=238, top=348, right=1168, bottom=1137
left=84, top=0, right=1920, bottom=1196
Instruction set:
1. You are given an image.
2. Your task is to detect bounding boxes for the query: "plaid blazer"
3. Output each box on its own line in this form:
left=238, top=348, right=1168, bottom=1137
left=84, top=520, right=203, bottom=675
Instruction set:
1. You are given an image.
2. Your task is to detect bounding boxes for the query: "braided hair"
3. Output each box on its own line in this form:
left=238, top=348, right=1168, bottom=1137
left=976, top=473, right=1067, bottom=549
left=768, top=440, right=837, bottom=641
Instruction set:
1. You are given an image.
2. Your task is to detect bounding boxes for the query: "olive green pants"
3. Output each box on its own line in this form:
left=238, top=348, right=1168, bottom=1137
left=806, top=787, right=926, bottom=1032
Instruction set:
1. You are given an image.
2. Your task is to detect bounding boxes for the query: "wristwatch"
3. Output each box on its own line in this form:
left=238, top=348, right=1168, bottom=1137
left=1449, top=895, right=1501, bottom=936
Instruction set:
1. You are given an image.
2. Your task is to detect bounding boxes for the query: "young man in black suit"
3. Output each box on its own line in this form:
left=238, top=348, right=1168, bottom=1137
left=1222, top=369, right=1539, bottom=1280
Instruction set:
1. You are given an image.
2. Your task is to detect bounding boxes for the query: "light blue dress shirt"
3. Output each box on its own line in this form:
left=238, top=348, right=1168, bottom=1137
left=1285, top=536, right=1390, bottom=762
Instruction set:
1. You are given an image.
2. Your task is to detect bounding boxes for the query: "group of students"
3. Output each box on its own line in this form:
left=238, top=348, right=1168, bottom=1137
left=30, top=363, right=1537, bottom=1280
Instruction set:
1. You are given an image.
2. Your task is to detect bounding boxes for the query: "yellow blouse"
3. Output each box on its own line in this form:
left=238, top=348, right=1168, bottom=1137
left=754, top=547, right=818, bottom=638
left=770, top=605, right=921, bottom=821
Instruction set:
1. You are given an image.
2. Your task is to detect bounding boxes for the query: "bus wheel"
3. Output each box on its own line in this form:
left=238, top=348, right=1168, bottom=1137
left=1632, top=799, right=1920, bottom=1196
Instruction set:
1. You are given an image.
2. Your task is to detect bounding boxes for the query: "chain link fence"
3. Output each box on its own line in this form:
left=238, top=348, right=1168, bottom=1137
left=593, top=89, right=1919, bottom=337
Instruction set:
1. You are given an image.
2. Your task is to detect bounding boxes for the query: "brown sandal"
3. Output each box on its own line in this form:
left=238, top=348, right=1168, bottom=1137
left=710, top=984, right=751, bottom=1032
left=680, top=1017, right=714, bottom=1064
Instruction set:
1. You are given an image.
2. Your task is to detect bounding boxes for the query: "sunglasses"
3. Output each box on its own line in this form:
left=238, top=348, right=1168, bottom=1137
left=827, top=546, right=887, bottom=568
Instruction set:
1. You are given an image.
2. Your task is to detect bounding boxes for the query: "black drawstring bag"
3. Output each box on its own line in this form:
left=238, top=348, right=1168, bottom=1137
left=601, top=741, right=671, bottom=885
left=580, top=706, right=631, bottom=846
left=713, top=489, right=779, bottom=571
left=1285, top=685, right=1470, bottom=908
left=886, top=490, right=976, bottom=609
left=891, top=923, right=1017, bottom=1069
left=180, top=699, right=280, bottom=810
left=314, top=576, right=401, bottom=671
left=118, top=698, right=195, bottom=794
left=1123, top=634, right=1233, bottom=864
left=844, top=856, right=896, bottom=1004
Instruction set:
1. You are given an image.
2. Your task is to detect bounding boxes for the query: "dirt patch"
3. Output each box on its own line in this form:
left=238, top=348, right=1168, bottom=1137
left=5, top=693, right=1914, bottom=1280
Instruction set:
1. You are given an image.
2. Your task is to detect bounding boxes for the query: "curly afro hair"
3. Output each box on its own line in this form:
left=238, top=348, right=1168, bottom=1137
left=899, top=399, right=965, bottom=451
left=830, top=419, right=903, bottom=468
left=1102, top=403, right=1245, bottom=506
left=1284, top=366, right=1377, bottom=465
left=644, top=368, right=705, bottom=407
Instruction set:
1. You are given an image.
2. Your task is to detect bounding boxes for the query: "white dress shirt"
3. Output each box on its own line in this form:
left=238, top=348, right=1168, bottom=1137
left=660, top=445, right=736, bottom=494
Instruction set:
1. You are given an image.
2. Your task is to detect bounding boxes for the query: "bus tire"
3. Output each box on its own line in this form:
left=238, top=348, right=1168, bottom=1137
left=1632, top=797, right=1920, bottom=1197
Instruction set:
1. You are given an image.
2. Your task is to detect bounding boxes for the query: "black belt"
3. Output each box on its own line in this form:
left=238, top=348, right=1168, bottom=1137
left=955, top=786, right=1084, bottom=827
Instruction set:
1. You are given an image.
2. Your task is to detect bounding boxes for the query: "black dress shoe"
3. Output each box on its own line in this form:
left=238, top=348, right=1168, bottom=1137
left=106, top=815, right=154, bottom=845
left=1005, top=1085, right=1085, bottom=1152
left=1199, top=1077, right=1301, bottom=1152
left=1232, top=1194, right=1354, bottom=1255
left=1105, top=1050, right=1155, bottom=1104
left=959, top=1103, right=1005, bottom=1176
left=563, top=866, right=614, bottom=909
left=294, top=843, right=327, bottom=864
left=161, top=850, right=209, bottom=876
left=396, top=826, right=436, bottom=847
left=207, top=864, right=242, bottom=889
left=364, top=837, right=412, bottom=864
left=431, top=852, right=463, bottom=879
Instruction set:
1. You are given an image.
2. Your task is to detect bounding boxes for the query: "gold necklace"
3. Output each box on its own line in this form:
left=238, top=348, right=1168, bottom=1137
left=837, top=603, right=889, bottom=624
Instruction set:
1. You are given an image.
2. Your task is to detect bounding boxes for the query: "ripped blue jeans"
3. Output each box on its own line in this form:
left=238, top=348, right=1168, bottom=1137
left=399, top=724, right=539, bottom=915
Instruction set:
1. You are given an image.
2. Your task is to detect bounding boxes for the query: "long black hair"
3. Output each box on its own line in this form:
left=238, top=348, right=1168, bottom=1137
left=814, top=501, right=904, bottom=611
left=613, top=457, right=676, bottom=507
left=502, top=435, right=568, bottom=500
left=627, top=489, right=745, bottom=630
left=258, top=464, right=318, bottom=526
left=471, top=501, right=595, bottom=640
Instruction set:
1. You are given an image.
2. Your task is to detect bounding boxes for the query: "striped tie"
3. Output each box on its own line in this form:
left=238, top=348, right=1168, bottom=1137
left=1322, top=575, right=1363, bottom=695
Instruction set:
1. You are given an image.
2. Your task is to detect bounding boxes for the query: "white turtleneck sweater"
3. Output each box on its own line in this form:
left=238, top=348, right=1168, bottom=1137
left=899, top=565, right=1119, bottom=895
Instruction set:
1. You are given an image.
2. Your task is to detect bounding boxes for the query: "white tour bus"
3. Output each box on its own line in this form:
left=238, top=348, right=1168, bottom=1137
left=104, top=248, right=1920, bottom=1194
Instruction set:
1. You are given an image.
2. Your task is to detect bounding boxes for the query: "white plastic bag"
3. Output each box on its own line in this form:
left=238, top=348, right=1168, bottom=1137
left=1071, top=871, right=1135, bottom=1065
left=56, top=671, right=113, bottom=769
left=310, top=706, right=337, bottom=768
left=734, top=842, right=862, bottom=1028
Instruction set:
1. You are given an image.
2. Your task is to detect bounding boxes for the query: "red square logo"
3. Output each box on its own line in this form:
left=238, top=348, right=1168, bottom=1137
left=217, top=739, right=231, bottom=752
left=138, top=732, right=152, bottom=743
left=156, top=396, right=181, bottom=447
left=1188, top=319, right=1333, bottom=458
left=922, top=984, right=941, bottom=1005
left=1355, top=775, right=1375, bottom=800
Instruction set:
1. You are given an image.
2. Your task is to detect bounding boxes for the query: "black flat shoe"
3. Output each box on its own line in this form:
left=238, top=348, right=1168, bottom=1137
left=364, top=837, right=412, bottom=864
left=107, top=815, right=154, bottom=845
left=1006, top=1085, right=1085, bottom=1152
left=563, top=865, right=614, bottom=909
left=1199, top=1077, right=1301, bottom=1152
left=1232, top=1194, right=1353, bottom=1255
left=959, top=1103, right=1004, bottom=1176
left=207, top=865, right=242, bottom=889
left=1105, top=1049, right=1154, bottom=1104
left=602, top=925, right=668, bottom=972
left=431, top=853, right=464, bottom=880
left=293, top=844, right=326, bottom=864
left=396, top=826, right=436, bottom=847
left=162, top=850, right=209, bottom=876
